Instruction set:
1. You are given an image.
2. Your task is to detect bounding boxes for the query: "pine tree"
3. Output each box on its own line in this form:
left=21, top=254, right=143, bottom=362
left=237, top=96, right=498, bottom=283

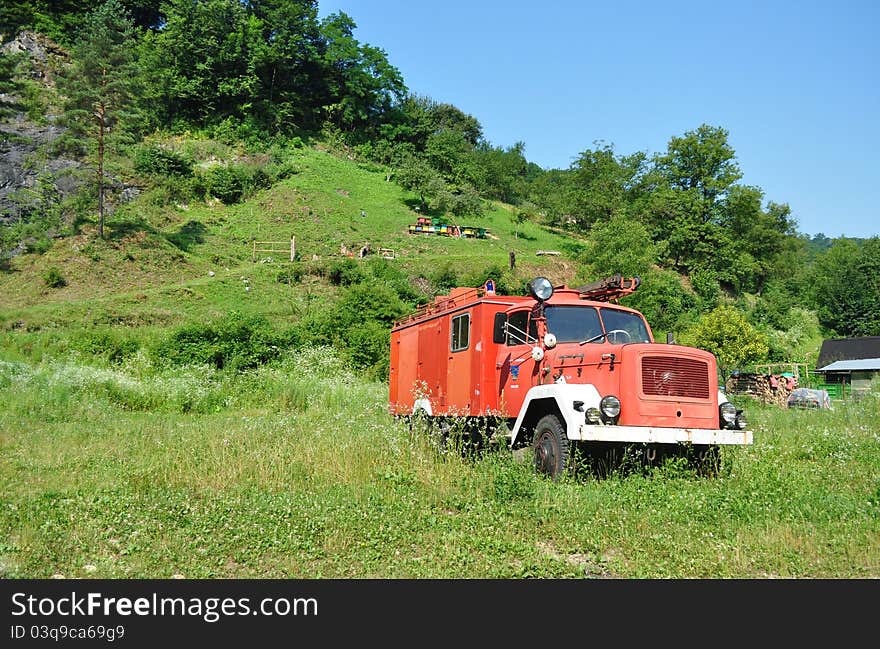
left=57, top=0, right=139, bottom=239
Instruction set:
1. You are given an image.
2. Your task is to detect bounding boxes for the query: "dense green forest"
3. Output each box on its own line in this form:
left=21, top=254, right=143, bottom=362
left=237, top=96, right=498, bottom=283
left=1, top=0, right=878, bottom=378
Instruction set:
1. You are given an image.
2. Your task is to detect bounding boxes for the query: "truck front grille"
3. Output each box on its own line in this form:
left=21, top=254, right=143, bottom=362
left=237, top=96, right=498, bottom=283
left=641, top=356, right=710, bottom=399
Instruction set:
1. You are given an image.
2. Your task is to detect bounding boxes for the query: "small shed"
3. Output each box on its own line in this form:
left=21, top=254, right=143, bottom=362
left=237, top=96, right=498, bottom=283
left=815, top=336, right=880, bottom=394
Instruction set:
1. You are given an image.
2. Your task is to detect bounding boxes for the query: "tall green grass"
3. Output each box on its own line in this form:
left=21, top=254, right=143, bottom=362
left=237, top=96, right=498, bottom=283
left=1, top=352, right=878, bottom=578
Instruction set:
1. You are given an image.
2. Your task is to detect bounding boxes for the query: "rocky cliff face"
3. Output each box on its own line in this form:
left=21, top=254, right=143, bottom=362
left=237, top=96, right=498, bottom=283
left=0, top=115, right=78, bottom=224
left=1, top=30, right=143, bottom=255
left=1, top=31, right=81, bottom=243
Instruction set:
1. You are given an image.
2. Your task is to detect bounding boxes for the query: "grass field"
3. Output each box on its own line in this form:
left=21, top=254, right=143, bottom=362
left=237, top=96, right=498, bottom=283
left=2, top=142, right=878, bottom=579
left=1, top=350, right=878, bottom=579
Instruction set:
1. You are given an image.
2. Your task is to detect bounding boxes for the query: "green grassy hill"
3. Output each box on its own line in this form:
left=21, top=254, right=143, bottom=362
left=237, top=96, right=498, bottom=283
left=0, top=143, right=576, bottom=333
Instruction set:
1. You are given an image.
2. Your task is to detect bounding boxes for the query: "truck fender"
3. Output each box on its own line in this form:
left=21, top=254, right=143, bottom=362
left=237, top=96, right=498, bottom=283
left=510, top=383, right=601, bottom=447
left=412, top=398, right=433, bottom=417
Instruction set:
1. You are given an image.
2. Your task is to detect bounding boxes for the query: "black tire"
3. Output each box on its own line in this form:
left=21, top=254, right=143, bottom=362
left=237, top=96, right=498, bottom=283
left=532, top=414, right=569, bottom=479
left=409, top=411, right=456, bottom=456
left=407, top=410, right=431, bottom=435
left=435, top=418, right=454, bottom=455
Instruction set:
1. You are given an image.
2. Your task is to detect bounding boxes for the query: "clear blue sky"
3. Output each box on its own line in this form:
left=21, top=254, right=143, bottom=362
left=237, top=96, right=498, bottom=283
left=317, top=0, right=879, bottom=240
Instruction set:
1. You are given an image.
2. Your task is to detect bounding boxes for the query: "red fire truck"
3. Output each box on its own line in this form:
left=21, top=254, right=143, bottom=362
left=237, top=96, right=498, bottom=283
left=389, top=275, right=751, bottom=478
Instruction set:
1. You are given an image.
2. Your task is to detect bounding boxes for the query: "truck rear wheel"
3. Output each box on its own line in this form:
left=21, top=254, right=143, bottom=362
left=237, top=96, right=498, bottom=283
left=532, top=414, right=569, bottom=480
left=407, top=410, right=431, bottom=436
left=408, top=411, right=450, bottom=454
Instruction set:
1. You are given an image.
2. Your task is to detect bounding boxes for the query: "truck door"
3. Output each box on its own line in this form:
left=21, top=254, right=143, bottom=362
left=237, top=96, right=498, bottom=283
left=447, top=311, right=472, bottom=411
left=495, top=309, right=538, bottom=417
left=417, top=319, right=448, bottom=409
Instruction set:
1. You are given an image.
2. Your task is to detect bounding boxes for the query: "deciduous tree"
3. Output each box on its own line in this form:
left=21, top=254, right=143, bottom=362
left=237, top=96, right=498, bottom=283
left=580, top=214, right=657, bottom=278
left=682, top=304, right=769, bottom=381
left=568, top=143, right=647, bottom=230
left=811, top=237, right=880, bottom=337
left=646, top=125, right=741, bottom=275
left=319, top=11, right=406, bottom=132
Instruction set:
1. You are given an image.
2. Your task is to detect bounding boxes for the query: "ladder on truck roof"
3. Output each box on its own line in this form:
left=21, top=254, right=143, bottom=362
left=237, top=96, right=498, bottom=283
left=393, top=285, right=489, bottom=327
left=575, top=274, right=640, bottom=302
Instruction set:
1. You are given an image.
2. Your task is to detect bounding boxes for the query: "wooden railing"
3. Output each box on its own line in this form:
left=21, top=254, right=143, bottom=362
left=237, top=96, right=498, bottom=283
left=253, top=237, right=295, bottom=262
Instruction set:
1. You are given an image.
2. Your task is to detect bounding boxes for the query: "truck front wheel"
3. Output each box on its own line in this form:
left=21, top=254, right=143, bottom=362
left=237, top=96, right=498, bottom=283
left=532, top=414, right=569, bottom=480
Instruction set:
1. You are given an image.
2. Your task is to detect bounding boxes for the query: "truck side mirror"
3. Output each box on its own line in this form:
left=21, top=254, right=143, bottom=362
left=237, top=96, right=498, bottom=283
left=493, top=313, right=507, bottom=344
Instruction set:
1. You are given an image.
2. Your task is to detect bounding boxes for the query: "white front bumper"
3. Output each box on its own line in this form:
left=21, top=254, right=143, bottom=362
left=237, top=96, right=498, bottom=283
left=576, top=424, right=753, bottom=445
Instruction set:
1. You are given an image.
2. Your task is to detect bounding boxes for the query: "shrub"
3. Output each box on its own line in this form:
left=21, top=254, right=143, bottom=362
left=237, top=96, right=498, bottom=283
left=626, top=268, right=698, bottom=335
left=264, top=156, right=299, bottom=182
left=431, top=264, right=459, bottom=292
left=298, top=281, right=407, bottom=377
left=334, top=283, right=408, bottom=328
left=134, top=146, right=193, bottom=177
left=42, top=267, right=66, bottom=288
left=154, top=312, right=288, bottom=371
left=143, top=178, right=202, bottom=206
left=202, top=165, right=248, bottom=204
left=363, top=257, right=427, bottom=304
left=461, top=263, right=514, bottom=295
left=26, top=237, right=54, bottom=255
left=210, top=116, right=267, bottom=147
left=327, top=259, right=364, bottom=286
left=276, top=267, right=303, bottom=284
left=680, top=304, right=769, bottom=380
left=70, top=329, right=141, bottom=364
left=200, top=162, right=275, bottom=205
left=691, top=269, right=721, bottom=310
left=343, top=321, right=390, bottom=376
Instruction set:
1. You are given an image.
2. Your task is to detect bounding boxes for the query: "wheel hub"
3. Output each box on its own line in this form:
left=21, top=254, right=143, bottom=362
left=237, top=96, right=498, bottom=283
left=535, top=434, right=555, bottom=472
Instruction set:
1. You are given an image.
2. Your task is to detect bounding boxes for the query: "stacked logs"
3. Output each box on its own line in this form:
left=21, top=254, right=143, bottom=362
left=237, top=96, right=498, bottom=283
left=725, top=373, right=796, bottom=407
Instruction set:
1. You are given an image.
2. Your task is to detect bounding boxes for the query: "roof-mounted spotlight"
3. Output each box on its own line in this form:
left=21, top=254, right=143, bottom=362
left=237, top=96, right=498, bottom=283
left=528, top=277, right=554, bottom=302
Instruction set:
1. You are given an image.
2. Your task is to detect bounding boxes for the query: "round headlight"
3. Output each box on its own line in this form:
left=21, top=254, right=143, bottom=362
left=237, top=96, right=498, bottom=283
left=543, top=332, right=557, bottom=349
left=531, top=346, right=544, bottom=362
left=528, top=277, right=554, bottom=302
left=600, top=395, right=621, bottom=419
left=719, top=401, right=737, bottom=427
left=585, top=408, right=602, bottom=425
left=735, top=411, right=747, bottom=430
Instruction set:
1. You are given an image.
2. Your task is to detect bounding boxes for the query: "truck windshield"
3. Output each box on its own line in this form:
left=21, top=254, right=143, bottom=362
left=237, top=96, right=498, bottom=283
left=544, top=306, right=602, bottom=343
left=599, top=307, right=652, bottom=344
left=544, top=306, right=651, bottom=344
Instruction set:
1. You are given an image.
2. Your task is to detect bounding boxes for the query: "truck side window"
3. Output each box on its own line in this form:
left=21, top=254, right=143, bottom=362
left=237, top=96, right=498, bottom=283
left=451, top=313, right=470, bottom=352
left=493, top=312, right=506, bottom=343
left=506, top=311, right=535, bottom=346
